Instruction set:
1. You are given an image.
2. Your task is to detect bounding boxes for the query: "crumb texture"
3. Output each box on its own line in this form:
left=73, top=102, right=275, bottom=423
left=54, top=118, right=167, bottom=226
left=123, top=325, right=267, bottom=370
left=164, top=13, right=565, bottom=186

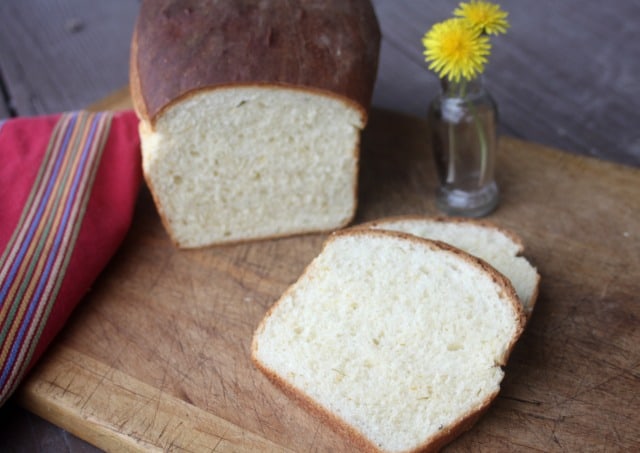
left=141, top=87, right=363, bottom=247
left=369, top=218, right=539, bottom=315
left=253, top=232, right=522, bottom=453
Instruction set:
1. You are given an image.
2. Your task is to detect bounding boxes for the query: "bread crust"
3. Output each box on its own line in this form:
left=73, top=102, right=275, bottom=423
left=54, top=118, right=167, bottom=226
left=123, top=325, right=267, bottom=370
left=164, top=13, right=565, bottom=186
left=252, top=352, right=498, bottom=453
left=356, top=215, right=526, bottom=252
left=337, top=229, right=527, bottom=347
left=130, top=0, right=381, bottom=126
left=251, top=229, right=526, bottom=452
left=129, top=25, right=148, bottom=123
left=354, top=215, right=541, bottom=319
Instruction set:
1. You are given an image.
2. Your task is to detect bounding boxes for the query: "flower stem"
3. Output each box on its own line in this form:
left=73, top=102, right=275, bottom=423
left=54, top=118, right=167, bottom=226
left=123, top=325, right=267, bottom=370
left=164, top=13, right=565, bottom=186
left=446, top=122, right=456, bottom=183
left=444, top=79, right=467, bottom=184
left=468, top=100, right=488, bottom=186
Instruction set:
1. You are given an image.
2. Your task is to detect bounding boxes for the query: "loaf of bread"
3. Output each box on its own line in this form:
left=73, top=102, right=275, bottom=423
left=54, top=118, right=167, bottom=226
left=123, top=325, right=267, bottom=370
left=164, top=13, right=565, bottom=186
left=130, top=0, right=381, bottom=248
left=252, top=229, right=525, bottom=452
left=361, top=216, right=540, bottom=318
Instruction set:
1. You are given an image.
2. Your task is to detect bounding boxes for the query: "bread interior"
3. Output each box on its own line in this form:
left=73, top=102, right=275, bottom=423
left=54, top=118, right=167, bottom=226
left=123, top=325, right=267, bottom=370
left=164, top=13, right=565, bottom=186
left=368, top=218, right=539, bottom=315
left=140, top=86, right=364, bottom=247
left=253, top=232, right=522, bottom=452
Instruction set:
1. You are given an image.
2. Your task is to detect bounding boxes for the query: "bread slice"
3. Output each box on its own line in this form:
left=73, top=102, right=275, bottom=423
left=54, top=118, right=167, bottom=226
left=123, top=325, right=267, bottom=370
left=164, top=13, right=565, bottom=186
left=130, top=0, right=380, bottom=248
left=252, top=229, right=525, bottom=453
left=362, top=216, right=540, bottom=318
left=137, top=88, right=365, bottom=247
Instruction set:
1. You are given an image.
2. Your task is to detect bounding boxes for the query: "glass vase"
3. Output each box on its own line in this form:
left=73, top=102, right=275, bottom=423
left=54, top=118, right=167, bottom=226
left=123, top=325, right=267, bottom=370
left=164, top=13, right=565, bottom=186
left=427, top=77, right=499, bottom=217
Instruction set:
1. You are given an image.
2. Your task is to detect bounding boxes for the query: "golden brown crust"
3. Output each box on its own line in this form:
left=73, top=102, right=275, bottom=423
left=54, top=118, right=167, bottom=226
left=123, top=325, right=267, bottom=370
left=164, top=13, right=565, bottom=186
left=253, top=359, right=500, bottom=452
left=252, top=351, right=500, bottom=453
left=415, top=397, right=494, bottom=453
left=251, top=229, right=526, bottom=452
left=254, top=227, right=525, bottom=350
left=128, top=25, right=148, bottom=123
left=250, top=357, right=383, bottom=453
left=332, top=229, right=526, bottom=341
left=355, top=215, right=526, bottom=253
left=131, top=0, right=380, bottom=125
left=354, top=215, right=541, bottom=322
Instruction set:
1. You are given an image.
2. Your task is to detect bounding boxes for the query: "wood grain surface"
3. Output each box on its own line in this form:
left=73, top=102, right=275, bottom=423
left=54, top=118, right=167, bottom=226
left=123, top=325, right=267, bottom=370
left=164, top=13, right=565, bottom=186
left=12, top=89, right=640, bottom=451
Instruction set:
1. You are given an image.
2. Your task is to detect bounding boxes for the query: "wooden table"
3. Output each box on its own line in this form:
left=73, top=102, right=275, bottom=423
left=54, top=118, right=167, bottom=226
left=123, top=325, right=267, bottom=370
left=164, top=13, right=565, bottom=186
left=1, top=1, right=639, bottom=451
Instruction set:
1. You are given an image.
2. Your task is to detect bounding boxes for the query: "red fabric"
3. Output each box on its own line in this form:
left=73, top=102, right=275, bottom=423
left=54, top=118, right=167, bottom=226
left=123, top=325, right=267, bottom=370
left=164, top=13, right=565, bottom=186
left=0, top=110, right=141, bottom=385
left=0, top=115, right=61, bottom=247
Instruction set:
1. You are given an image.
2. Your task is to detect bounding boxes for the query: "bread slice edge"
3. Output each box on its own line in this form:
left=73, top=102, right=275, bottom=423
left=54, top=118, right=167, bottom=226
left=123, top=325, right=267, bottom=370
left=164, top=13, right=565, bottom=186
left=251, top=229, right=526, bottom=452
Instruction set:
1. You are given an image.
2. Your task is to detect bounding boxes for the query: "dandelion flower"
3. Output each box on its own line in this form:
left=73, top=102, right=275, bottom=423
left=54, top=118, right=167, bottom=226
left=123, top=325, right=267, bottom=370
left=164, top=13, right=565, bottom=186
left=422, top=18, right=490, bottom=82
left=454, top=0, right=510, bottom=35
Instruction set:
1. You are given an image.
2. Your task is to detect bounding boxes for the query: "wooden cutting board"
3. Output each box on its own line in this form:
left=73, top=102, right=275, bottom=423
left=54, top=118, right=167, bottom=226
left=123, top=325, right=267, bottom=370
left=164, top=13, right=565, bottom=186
left=17, top=89, right=640, bottom=452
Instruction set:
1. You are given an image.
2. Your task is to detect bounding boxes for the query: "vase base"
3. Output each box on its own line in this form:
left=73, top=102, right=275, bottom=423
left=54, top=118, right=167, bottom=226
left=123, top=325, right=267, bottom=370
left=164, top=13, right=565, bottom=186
left=435, top=182, right=499, bottom=218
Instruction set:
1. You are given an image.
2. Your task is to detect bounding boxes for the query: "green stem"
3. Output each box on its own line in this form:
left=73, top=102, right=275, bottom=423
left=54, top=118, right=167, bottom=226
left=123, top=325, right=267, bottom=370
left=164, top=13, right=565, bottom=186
left=445, top=80, right=467, bottom=184
left=468, top=100, right=488, bottom=186
left=446, top=121, right=456, bottom=183
left=442, top=78, right=490, bottom=188
left=457, top=82, right=467, bottom=98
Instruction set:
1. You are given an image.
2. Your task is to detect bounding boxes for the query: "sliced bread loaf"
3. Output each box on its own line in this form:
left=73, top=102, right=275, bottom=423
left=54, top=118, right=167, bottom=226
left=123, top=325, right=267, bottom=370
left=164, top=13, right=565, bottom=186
left=130, top=0, right=380, bottom=248
left=252, top=229, right=525, bottom=453
left=362, top=216, right=540, bottom=318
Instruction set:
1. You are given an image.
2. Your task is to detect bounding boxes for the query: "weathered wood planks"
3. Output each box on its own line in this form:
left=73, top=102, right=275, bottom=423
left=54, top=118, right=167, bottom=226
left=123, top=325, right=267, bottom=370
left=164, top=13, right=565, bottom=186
left=370, top=0, right=640, bottom=166
left=1, top=1, right=639, bottom=165
left=0, top=0, right=137, bottom=117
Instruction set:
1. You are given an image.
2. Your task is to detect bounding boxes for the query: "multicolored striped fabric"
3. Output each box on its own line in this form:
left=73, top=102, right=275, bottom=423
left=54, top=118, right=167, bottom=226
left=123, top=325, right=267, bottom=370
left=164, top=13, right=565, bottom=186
left=0, top=111, right=113, bottom=405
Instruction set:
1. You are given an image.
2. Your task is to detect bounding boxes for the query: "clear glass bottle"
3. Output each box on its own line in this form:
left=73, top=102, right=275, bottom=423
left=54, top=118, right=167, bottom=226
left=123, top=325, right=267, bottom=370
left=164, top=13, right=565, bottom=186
left=427, top=77, right=499, bottom=217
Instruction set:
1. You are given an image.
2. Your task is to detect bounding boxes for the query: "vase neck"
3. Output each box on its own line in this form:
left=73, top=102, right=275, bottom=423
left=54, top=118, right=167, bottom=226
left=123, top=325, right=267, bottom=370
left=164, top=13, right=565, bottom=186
left=440, top=77, right=484, bottom=99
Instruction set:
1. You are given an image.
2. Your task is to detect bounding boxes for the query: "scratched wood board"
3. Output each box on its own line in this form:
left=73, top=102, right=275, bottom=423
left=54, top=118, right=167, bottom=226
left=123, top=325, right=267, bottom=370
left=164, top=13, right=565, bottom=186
left=16, top=90, right=640, bottom=452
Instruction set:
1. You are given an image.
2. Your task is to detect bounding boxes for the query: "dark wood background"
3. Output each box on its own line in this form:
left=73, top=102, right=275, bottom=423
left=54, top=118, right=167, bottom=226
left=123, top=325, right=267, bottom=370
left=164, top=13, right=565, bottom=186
left=0, top=0, right=638, bottom=451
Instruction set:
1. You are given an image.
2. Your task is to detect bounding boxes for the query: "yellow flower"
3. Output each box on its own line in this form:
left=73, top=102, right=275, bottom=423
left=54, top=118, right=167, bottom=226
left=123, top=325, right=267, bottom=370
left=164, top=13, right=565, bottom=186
left=454, top=0, right=510, bottom=35
left=422, top=18, right=490, bottom=82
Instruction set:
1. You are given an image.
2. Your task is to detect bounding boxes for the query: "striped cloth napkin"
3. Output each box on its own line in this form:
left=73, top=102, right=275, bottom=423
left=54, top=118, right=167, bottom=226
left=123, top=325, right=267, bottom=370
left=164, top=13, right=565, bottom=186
left=0, top=110, right=141, bottom=405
